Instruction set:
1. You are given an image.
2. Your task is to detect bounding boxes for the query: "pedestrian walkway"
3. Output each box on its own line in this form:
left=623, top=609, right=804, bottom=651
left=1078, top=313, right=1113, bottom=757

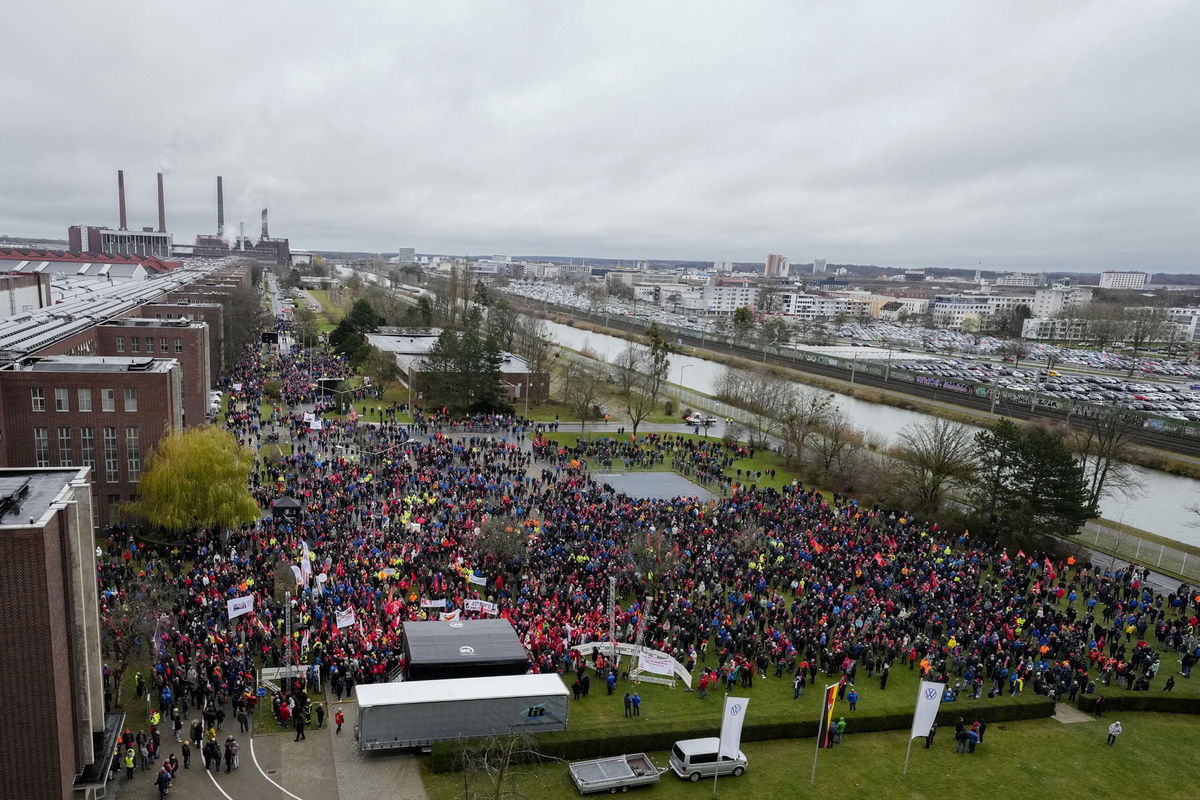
left=1054, top=702, right=1096, bottom=723
left=329, top=702, right=428, bottom=800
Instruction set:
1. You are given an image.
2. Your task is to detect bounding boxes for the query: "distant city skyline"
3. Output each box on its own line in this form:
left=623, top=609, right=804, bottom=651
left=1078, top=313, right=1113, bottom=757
left=1, top=2, right=1198, bottom=271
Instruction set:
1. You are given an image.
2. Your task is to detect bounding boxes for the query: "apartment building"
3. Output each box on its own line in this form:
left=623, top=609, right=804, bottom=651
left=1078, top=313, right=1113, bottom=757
left=1098, top=271, right=1149, bottom=290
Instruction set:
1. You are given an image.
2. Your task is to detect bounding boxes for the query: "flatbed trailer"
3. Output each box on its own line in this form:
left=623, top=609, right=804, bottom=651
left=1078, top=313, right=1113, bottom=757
left=568, top=753, right=667, bottom=795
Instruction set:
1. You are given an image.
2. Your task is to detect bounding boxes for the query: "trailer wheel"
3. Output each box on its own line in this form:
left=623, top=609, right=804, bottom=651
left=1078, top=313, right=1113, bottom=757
left=732, top=766, right=745, bottom=777
left=689, top=772, right=701, bottom=782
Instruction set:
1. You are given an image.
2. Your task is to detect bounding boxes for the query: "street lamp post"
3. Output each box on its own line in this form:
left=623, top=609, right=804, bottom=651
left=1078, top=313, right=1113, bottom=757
left=677, top=364, right=693, bottom=416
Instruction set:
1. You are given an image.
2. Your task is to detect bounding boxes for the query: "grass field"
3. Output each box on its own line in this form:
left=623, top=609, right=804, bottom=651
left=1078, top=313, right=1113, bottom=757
left=422, top=710, right=1200, bottom=796
left=423, top=711, right=1199, bottom=800
left=307, top=289, right=352, bottom=324
left=539, top=431, right=800, bottom=492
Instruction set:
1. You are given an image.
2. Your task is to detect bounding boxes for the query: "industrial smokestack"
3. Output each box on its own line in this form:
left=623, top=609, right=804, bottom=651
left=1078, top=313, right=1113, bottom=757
left=117, top=170, right=128, bottom=230
left=261, top=208, right=269, bottom=240
left=156, top=172, right=166, bottom=232
left=217, top=176, right=225, bottom=236
left=239, top=221, right=245, bottom=250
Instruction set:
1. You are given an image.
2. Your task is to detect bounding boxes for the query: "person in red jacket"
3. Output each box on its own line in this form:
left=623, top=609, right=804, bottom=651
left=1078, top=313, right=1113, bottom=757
left=334, top=709, right=345, bottom=734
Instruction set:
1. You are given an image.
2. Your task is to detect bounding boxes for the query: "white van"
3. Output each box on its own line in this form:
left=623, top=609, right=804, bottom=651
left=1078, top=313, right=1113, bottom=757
left=669, top=737, right=747, bottom=782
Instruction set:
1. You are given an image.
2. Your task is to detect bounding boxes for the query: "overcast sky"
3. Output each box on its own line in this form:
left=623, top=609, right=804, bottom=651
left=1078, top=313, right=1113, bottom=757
left=2, top=1, right=1197, bottom=271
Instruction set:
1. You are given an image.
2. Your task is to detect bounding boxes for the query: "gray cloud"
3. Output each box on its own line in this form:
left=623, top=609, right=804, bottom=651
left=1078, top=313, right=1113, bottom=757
left=1, top=0, right=1197, bottom=271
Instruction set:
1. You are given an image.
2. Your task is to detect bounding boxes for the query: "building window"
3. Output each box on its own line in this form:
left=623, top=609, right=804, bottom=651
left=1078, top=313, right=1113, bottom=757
left=107, top=495, right=120, bottom=524
left=33, top=428, right=49, bottom=467
left=131, top=336, right=140, bottom=352
left=80, top=428, right=95, bottom=469
left=161, top=337, right=169, bottom=353
left=78, top=388, right=92, bottom=412
left=58, top=427, right=73, bottom=466
left=55, top=387, right=69, bottom=412
left=175, top=338, right=183, bottom=353
left=101, top=388, right=115, bottom=412
left=103, top=427, right=118, bottom=483
left=32, top=387, right=46, bottom=412
left=126, top=427, right=140, bottom=482
left=115, top=336, right=125, bottom=353
left=123, top=387, right=138, bottom=412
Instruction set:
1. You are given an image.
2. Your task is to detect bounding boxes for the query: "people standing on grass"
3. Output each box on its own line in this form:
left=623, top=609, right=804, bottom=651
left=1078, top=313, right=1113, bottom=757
left=95, top=323, right=1200, bottom=794
left=1107, top=720, right=1123, bottom=745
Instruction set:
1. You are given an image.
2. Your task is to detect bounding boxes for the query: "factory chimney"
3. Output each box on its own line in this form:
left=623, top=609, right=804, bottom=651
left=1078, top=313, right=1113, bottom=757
left=217, top=176, right=225, bottom=236
left=156, top=172, right=167, bottom=232
left=117, top=170, right=128, bottom=230
left=239, top=221, right=245, bottom=250
left=261, top=208, right=269, bottom=240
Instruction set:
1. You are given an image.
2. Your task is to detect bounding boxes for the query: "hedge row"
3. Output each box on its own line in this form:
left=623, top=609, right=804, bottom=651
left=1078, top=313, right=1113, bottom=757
left=1076, top=694, right=1200, bottom=715
left=428, top=696, right=1054, bottom=773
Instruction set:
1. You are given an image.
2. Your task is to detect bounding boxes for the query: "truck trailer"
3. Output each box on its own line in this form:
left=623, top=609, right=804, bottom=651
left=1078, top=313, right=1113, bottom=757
left=355, top=673, right=570, bottom=751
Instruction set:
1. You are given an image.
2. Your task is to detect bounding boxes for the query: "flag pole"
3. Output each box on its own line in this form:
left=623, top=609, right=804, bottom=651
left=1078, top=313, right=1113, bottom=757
left=810, top=710, right=822, bottom=787
left=811, top=683, right=834, bottom=787
left=903, top=735, right=914, bottom=775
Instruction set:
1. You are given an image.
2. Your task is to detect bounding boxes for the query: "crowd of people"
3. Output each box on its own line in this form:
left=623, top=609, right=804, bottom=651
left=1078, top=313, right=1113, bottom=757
left=97, top=306, right=1200, bottom=789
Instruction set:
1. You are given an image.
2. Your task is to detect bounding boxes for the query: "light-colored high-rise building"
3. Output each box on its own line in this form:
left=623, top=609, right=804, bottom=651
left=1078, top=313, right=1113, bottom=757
left=1098, top=271, right=1148, bottom=290
left=764, top=253, right=787, bottom=277
left=812, top=259, right=826, bottom=274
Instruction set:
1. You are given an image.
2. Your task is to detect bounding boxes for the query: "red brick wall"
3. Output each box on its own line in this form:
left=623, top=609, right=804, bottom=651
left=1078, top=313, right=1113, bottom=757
left=94, top=324, right=210, bottom=427
left=0, top=518, right=76, bottom=799
left=0, top=366, right=181, bottom=522
left=138, top=302, right=225, bottom=384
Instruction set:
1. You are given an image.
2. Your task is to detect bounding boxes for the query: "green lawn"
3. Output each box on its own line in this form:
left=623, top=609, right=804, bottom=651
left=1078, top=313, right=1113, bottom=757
left=423, top=711, right=1199, bottom=800
left=308, top=289, right=351, bottom=324
left=537, top=432, right=801, bottom=492
left=320, top=400, right=413, bottom=423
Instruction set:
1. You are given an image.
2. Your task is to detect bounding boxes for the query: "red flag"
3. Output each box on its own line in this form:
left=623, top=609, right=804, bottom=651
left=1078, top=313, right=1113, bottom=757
left=820, top=684, right=838, bottom=748
left=810, top=537, right=824, bottom=554
left=873, top=552, right=885, bottom=567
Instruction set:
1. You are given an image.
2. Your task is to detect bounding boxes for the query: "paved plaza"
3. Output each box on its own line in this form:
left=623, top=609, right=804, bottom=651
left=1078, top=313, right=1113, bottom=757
left=593, top=470, right=715, bottom=500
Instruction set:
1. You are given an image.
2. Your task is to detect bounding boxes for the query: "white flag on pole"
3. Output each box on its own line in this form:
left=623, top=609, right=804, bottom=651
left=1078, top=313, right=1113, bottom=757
left=467, top=573, right=487, bottom=586
left=439, top=609, right=461, bottom=621
left=335, top=607, right=357, bottom=629
left=910, top=680, right=944, bottom=739
left=719, top=696, right=749, bottom=759
left=227, top=595, right=254, bottom=620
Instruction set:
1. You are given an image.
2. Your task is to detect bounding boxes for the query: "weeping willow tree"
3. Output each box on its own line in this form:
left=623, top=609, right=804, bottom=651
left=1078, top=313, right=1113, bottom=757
left=127, top=426, right=260, bottom=536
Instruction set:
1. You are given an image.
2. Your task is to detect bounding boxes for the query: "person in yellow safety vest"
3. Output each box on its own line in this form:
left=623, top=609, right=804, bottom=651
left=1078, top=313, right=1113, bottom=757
left=149, top=710, right=161, bottom=728
left=125, top=747, right=136, bottom=780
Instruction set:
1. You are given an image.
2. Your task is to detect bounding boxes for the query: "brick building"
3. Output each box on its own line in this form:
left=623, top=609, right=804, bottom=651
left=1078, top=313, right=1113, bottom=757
left=0, top=356, right=183, bottom=524
left=138, top=300, right=225, bottom=382
left=96, top=318, right=211, bottom=426
left=0, top=467, right=120, bottom=800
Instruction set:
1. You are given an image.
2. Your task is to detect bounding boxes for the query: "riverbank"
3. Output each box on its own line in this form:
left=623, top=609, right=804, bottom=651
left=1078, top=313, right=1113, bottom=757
left=546, top=311, right=1200, bottom=480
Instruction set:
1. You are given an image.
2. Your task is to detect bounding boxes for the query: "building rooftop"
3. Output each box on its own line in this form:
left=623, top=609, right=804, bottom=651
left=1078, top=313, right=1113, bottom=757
left=99, top=317, right=202, bottom=328
left=5, top=356, right=176, bottom=374
left=0, top=468, right=90, bottom=527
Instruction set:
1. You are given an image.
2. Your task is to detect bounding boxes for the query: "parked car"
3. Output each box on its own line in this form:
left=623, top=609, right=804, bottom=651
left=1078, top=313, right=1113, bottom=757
left=669, top=738, right=747, bottom=782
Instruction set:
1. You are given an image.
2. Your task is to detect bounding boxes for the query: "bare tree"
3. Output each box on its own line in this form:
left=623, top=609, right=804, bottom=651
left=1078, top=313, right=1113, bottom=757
left=890, top=418, right=976, bottom=514
left=612, top=343, right=657, bottom=435
left=560, top=359, right=603, bottom=435
left=512, top=317, right=556, bottom=405
left=1070, top=407, right=1144, bottom=513
left=1123, top=308, right=1168, bottom=371
left=812, top=409, right=863, bottom=476
left=778, top=387, right=834, bottom=467
left=474, top=516, right=528, bottom=585
left=457, top=732, right=546, bottom=800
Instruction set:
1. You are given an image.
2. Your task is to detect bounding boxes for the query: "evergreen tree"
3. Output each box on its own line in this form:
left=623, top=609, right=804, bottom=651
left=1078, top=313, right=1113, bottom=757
left=971, top=419, right=1090, bottom=541
left=418, top=308, right=505, bottom=412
